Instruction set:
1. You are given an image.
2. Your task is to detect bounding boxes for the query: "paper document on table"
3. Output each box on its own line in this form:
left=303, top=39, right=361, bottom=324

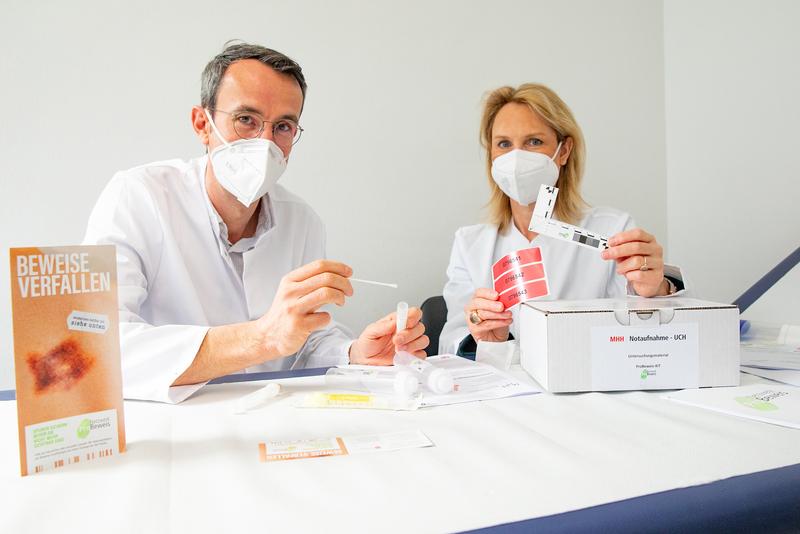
left=740, top=347, right=800, bottom=371
left=331, top=355, right=540, bottom=408
left=741, top=367, right=800, bottom=387
left=417, top=354, right=540, bottom=407
left=663, top=384, right=800, bottom=430
left=257, top=429, right=433, bottom=462
left=321, top=355, right=540, bottom=409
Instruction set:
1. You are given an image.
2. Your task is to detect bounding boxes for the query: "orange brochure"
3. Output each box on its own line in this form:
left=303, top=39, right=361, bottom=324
left=9, top=245, right=126, bottom=475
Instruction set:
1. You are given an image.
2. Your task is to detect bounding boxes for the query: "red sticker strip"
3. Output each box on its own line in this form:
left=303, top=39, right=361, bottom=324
left=493, top=263, right=546, bottom=296
left=492, top=248, right=543, bottom=281
left=497, top=279, right=549, bottom=310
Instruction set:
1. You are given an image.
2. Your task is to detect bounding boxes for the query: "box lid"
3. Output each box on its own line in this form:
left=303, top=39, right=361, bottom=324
left=523, top=297, right=737, bottom=315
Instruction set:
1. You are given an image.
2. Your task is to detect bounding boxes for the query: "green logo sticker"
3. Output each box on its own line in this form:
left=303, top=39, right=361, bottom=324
left=640, top=370, right=648, bottom=380
left=735, top=396, right=779, bottom=412
left=77, top=419, right=91, bottom=439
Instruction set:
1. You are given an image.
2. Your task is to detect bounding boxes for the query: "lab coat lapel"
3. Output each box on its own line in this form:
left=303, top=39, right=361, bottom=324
left=466, top=224, right=499, bottom=290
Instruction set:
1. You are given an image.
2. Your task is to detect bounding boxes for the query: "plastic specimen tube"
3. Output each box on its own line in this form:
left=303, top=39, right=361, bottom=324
left=325, top=367, right=419, bottom=398
left=393, top=351, right=454, bottom=395
left=396, top=301, right=409, bottom=332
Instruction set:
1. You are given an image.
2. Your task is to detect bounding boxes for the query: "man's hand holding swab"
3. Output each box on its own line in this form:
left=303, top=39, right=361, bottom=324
left=348, top=301, right=428, bottom=365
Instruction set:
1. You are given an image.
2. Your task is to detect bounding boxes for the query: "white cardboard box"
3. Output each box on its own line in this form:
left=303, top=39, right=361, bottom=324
left=519, top=298, right=740, bottom=392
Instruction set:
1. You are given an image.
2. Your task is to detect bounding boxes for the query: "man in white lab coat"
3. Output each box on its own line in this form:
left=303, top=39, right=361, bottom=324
left=83, top=42, right=428, bottom=403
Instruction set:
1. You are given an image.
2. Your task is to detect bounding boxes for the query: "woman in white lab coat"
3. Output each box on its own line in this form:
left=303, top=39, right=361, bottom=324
left=439, top=84, right=687, bottom=357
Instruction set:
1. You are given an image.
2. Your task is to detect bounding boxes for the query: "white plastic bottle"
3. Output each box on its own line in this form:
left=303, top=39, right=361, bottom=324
left=325, top=367, right=419, bottom=398
left=393, top=351, right=454, bottom=394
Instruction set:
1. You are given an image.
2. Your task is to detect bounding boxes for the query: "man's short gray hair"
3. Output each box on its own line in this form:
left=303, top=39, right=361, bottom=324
left=201, top=41, right=307, bottom=111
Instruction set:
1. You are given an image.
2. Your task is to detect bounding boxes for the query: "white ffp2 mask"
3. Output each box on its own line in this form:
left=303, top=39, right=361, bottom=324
left=491, top=142, right=562, bottom=205
left=204, top=109, right=287, bottom=207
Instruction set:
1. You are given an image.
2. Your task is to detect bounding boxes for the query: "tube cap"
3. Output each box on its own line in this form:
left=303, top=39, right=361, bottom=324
left=428, top=369, right=454, bottom=395
left=393, top=371, right=420, bottom=397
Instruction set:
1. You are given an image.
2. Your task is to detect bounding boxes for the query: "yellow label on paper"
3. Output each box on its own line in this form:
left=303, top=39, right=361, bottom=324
left=298, top=392, right=420, bottom=411
left=324, top=393, right=372, bottom=403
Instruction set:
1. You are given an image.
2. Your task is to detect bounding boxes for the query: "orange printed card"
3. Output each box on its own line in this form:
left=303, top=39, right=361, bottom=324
left=10, top=245, right=126, bottom=476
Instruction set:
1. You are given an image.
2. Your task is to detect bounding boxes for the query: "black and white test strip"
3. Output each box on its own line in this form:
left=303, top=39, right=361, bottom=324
left=528, top=185, right=610, bottom=251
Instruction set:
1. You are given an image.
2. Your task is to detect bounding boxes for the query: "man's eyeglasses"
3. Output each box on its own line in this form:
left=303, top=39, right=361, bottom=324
left=210, top=109, right=303, bottom=146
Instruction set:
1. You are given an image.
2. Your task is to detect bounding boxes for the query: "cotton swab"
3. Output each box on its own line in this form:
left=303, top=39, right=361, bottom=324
left=350, top=277, right=398, bottom=289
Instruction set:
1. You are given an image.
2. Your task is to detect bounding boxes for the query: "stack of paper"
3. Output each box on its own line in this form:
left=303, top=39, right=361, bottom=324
left=740, top=340, right=800, bottom=387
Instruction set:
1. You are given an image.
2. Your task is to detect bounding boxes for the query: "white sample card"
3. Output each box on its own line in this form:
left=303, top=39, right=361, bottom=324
left=591, top=323, right=699, bottom=390
left=341, top=430, right=434, bottom=454
left=664, top=384, right=800, bottom=430
left=258, top=430, right=434, bottom=462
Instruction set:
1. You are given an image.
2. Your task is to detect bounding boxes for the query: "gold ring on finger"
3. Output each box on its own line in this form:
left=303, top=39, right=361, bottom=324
left=469, top=310, right=482, bottom=325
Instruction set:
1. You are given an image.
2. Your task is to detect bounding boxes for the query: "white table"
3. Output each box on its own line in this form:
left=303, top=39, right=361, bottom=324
left=1, top=370, right=799, bottom=533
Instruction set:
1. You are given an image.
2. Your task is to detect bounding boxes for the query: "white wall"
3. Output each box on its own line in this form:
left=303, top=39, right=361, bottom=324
left=0, top=0, right=669, bottom=389
left=664, top=0, right=800, bottom=323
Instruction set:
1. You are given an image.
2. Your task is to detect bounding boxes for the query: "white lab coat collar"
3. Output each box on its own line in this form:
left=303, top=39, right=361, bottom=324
left=199, top=156, right=276, bottom=252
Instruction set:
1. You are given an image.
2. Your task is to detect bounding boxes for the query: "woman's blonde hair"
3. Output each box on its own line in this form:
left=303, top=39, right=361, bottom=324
left=480, top=83, right=587, bottom=231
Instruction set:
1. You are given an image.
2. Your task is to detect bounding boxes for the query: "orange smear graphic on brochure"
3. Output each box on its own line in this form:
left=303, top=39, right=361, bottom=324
left=27, top=338, right=94, bottom=394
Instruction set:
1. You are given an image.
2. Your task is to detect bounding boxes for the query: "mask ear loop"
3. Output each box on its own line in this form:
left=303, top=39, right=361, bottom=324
left=204, top=109, right=233, bottom=149
left=551, top=140, right=565, bottom=189
left=550, top=140, right=563, bottom=162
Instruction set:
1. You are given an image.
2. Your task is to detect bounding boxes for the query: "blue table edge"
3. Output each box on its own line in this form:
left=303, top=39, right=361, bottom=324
left=466, top=462, right=800, bottom=533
